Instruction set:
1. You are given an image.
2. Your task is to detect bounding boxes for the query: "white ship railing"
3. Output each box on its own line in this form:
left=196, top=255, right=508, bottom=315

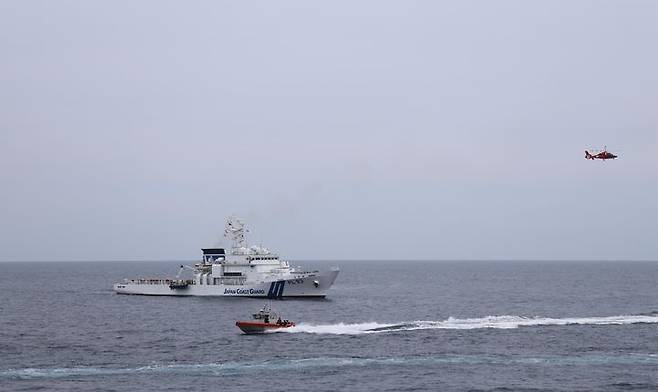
left=124, top=278, right=195, bottom=285
left=217, top=277, right=247, bottom=285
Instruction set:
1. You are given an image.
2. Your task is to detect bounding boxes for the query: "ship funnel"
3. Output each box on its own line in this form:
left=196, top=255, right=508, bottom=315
left=202, top=248, right=225, bottom=263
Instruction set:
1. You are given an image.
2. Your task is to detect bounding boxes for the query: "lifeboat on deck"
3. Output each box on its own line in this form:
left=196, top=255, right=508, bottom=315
left=236, top=303, right=295, bottom=334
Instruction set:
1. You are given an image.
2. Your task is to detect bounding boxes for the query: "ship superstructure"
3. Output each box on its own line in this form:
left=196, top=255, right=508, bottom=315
left=113, top=217, right=339, bottom=297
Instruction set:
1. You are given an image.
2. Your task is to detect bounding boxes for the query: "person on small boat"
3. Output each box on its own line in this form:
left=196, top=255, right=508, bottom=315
left=235, top=303, right=296, bottom=334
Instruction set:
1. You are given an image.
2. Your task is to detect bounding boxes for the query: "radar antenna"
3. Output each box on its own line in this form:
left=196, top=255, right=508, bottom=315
left=224, top=216, right=248, bottom=249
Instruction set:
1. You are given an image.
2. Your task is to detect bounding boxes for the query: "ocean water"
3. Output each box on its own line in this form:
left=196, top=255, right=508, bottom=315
left=1, top=260, right=657, bottom=391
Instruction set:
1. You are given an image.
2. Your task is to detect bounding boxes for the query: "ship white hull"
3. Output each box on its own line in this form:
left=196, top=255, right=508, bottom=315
left=113, top=269, right=339, bottom=298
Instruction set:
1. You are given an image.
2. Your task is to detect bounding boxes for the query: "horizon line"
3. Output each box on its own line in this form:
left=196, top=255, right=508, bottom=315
left=1, top=259, right=657, bottom=263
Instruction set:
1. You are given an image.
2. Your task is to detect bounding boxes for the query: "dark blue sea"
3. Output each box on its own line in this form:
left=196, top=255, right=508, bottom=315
left=1, top=261, right=657, bottom=391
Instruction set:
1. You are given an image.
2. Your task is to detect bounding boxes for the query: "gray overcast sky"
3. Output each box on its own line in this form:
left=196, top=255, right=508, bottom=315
left=1, top=1, right=657, bottom=261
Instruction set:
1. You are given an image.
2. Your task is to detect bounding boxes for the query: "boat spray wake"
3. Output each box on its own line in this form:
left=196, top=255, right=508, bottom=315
left=283, top=312, right=658, bottom=335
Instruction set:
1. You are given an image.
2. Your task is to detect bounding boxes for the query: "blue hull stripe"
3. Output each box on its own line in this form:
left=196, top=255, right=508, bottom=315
left=267, top=281, right=285, bottom=298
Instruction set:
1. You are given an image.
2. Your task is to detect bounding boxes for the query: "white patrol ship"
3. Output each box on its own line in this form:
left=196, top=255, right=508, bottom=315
left=113, top=217, right=339, bottom=298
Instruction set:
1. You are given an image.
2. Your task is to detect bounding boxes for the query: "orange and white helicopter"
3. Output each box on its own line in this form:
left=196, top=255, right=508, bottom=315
left=585, top=146, right=618, bottom=161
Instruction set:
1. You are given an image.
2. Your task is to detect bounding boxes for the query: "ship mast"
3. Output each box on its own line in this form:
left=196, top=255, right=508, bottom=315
left=224, top=216, right=248, bottom=250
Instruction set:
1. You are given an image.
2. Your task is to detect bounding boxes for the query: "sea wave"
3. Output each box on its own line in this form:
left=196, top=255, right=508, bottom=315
left=3, top=353, right=658, bottom=380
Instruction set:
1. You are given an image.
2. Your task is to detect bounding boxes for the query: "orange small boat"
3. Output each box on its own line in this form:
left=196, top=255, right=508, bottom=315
left=236, top=304, right=295, bottom=334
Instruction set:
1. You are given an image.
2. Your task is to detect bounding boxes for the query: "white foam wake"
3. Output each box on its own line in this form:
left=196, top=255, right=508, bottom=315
left=283, top=314, right=658, bottom=335
left=284, top=322, right=394, bottom=335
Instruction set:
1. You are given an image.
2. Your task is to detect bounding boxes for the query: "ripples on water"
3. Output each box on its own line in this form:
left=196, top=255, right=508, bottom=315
left=1, top=261, right=657, bottom=391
